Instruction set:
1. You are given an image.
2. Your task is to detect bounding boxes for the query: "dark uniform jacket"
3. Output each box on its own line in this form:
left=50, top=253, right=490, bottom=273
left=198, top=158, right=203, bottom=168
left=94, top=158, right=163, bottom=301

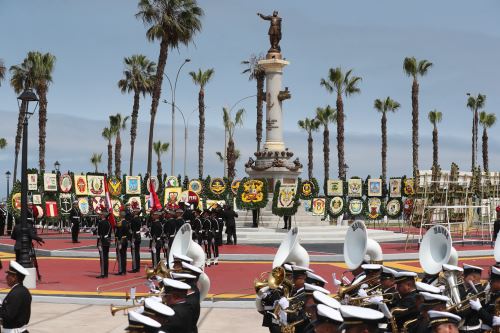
left=0, top=283, right=32, bottom=329
left=162, top=301, right=193, bottom=333
left=457, top=283, right=484, bottom=331
left=97, top=218, right=112, bottom=247
left=477, top=291, right=500, bottom=328
left=129, top=215, right=142, bottom=243
left=115, top=219, right=129, bottom=246
left=392, top=290, right=419, bottom=329
left=150, top=220, right=164, bottom=243
left=286, top=287, right=309, bottom=333
left=186, top=290, right=201, bottom=333
left=191, top=217, right=203, bottom=241
left=69, top=207, right=81, bottom=224
left=11, top=223, right=43, bottom=250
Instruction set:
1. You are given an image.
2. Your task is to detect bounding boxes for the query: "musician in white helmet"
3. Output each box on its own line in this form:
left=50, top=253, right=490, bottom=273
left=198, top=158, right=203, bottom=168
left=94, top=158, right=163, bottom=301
left=0, top=261, right=32, bottom=332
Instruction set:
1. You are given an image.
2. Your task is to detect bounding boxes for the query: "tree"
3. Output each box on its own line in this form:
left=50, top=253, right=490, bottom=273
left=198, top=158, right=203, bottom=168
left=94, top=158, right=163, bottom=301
left=0, top=59, right=5, bottom=86
left=374, top=97, right=401, bottom=182
left=189, top=68, right=214, bottom=179
left=222, top=107, right=245, bottom=180
left=136, top=0, right=203, bottom=175
left=0, top=138, right=6, bottom=149
left=90, top=153, right=103, bottom=173
left=315, top=106, right=337, bottom=192
left=153, top=141, right=170, bottom=177
left=102, top=127, right=113, bottom=176
left=320, top=67, right=361, bottom=179
left=467, top=94, right=486, bottom=171
left=479, top=111, right=496, bottom=172
left=298, top=118, right=320, bottom=180
left=428, top=110, right=443, bottom=171
left=403, top=57, right=433, bottom=177
left=241, top=54, right=266, bottom=151
left=118, top=54, right=156, bottom=175
left=109, top=113, right=129, bottom=178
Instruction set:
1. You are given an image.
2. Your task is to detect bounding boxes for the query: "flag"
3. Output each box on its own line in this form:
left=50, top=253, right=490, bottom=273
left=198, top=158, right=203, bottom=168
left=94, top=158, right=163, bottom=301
left=149, top=179, right=162, bottom=211
left=104, top=176, right=116, bottom=228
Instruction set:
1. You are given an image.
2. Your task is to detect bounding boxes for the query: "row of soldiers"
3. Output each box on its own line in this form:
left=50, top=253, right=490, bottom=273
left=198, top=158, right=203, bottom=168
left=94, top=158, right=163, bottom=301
left=94, top=202, right=238, bottom=278
left=256, top=261, right=500, bottom=333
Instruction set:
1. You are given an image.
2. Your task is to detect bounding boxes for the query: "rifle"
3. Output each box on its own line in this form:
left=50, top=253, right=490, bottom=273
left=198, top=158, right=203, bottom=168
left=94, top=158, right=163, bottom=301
left=30, top=243, right=42, bottom=281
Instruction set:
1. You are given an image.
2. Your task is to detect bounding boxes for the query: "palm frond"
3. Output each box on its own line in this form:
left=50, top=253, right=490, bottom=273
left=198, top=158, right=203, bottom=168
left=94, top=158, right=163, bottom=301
left=0, top=138, right=7, bottom=149
left=403, top=56, right=417, bottom=78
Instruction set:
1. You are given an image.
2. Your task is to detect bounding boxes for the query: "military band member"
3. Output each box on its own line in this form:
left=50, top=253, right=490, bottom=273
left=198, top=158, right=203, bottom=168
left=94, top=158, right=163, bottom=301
left=171, top=272, right=200, bottom=333
left=141, top=298, right=174, bottom=328
left=201, top=210, right=213, bottom=266
left=70, top=200, right=82, bottom=243
left=209, top=210, right=220, bottom=265
left=171, top=253, right=194, bottom=270
left=456, top=264, right=484, bottom=333
left=313, top=304, right=343, bottom=333
left=149, top=210, right=163, bottom=267
left=166, top=209, right=178, bottom=250
left=380, top=266, right=399, bottom=305
left=222, top=204, right=238, bottom=245
left=114, top=207, right=129, bottom=275
left=427, top=310, right=461, bottom=333
left=470, top=265, right=500, bottom=329
left=174, top=208, right=186, bottom=238
left=96, top=207, right=112, bottom=278
left=407, top=292, right=449, bottom=333
left=391, top=271, right=419, bottom=329
left=257, top=285, right=282, bottom=333
left=282, top=266, right=310, bottom=333
left=338, top=305, right=385, bottom=333
left=161, top=209, right=173, bottom=260
left=161, top=278, right=194, bottom=333
left=126, top=310, right=161, bottom=333
left=128, top=203, right=142, bottom=273
left=191, top=209, right=203, bottom=245
left=0, top=261, right=32, bottom=332
left=306, top=271, right=328, bottom=288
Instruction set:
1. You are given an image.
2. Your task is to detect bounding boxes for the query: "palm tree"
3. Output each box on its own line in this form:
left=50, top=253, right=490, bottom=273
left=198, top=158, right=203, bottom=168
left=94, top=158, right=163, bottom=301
left=428, top=110, right=443, bottom=171
left=298, top=118, right=320, bottom=180
left=479, top=111, right=496, bottom=172
left=0, top=138, right=7, bottom=149
left=315, top=106, right=336, bottom=191
left=153, top=141, right=170, bottom=177
left=90, top=153, right=103, bottom=173
left=102, top=127, right=113, bottom=176
left=28, top=51, right=56, bottom=172
left=0, top=59, right=5, bottom=86
left=118, top=54, right=156, bottom=175
left=320, top=67, right=362, bottom=179
left=189, top=68, right=215, bottom=179
left=222, top=107, right=245, bottom=180
left=110, top=113, right=129, bottom=178
left=136, top=0, right=203, bottom=175
left=374, top=97, right=401, bottom=182
left=403, top=57, right=433, bottom=177
left=241, top=54, right=266, bottom=151
left=467, top=94, right=486, bottom=171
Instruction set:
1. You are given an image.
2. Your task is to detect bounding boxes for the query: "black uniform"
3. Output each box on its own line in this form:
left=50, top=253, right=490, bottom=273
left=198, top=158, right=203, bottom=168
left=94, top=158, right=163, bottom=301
left=209, top=216, right=220, bottom=260
left=0, top=283, right=32, bottom=330
left=114, top=219, right=129, bottom=275
left=96, top=216, right=112, bottom=277
left=392, top=290, right=419, bottom=329
left=201, top=217, right=213, bottom=262
left=476, top=291, right=500, bottom=328
left=11, top=222, right=43, bottom=263
left=128, top=212, right=142, bottom=272
left=186, top=288, right=201, bottom=333
left=286, top=287, right=309, bottom=333
left=223, top=207, right=238, bottom=245
left=215, top=214, right=224, bottom=247
left=260, top=288, right=282, bottom=333
left=162, top=301, right=194, bottom=333
left=69, top=206, right=82, bottom=243
left=149, top=218, right=163, bottom=267
left=457, top=283, right=484, bottom=332
left=191, top=216, right=204, bottom=245
left=166, top=217, right=177, bottom=249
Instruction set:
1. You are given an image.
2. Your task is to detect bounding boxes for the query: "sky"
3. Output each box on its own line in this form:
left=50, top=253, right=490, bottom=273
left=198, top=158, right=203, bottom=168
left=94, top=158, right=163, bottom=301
left=1, top=0, right=500, bottom=198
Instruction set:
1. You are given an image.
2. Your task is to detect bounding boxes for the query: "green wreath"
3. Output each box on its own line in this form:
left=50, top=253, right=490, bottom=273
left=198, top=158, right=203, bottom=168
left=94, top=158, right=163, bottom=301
left=347, top=197, right=367, bottom=217
left=298, top=178, right=319, bottom=200
left=388, top=176, right=403, bottom=198
left=347, top=176, right=364, bottom=198
left=326, top=196, right=347, bottom=218
left=386, top=198, right=403, bottom=219
left=365, top=197, right=386, bottom=220
left=272, top=180, right=301, bottom=217
left=235, top=177, right=268, bottom=210
left=204, top=176, right=229, bottom=200
left=7, top=180, right=22, bottom=219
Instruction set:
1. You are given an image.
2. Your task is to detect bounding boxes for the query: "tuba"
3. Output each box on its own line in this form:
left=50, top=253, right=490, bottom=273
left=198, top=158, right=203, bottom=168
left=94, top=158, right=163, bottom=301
left=272, top=227, right=309, bottom=268
left=344, top=220, right=383, bottom=270
left=419, top=225, right=456, bottom=275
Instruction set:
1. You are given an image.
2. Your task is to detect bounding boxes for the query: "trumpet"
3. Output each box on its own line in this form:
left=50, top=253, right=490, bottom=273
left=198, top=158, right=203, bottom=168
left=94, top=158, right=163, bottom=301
left=110, top=303, right=143, bottom=316
left=447, top=290, right=487, bottom=312
left=346, top=292, right=398, bottom=306
left=334, top=275, right=380, bottom=300
left=125, top=291, right=162, bottom=304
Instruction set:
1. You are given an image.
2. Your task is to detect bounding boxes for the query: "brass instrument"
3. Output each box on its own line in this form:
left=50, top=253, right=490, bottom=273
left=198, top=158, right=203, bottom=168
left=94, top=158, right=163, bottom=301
left=447, top=290, right=487, bottom=313
left=281, top=319, right=305, bottom=333
left=254, top=267, right=292, bottom=295
left=345, top=292, right=398, bottom=306
left=254, top=271, right=270, bottom=293
left=125, top=291, right=162, bottom=304
left=145, top=259, right=178, bottom=279
left=110, top=303, right=143, bottom=316
left=334, top=275, right=380, bottom=300
left=402, top=318, right=418, bottom=333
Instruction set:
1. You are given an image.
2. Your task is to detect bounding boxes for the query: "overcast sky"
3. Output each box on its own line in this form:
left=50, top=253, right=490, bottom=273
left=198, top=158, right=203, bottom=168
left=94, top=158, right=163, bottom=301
left=1, top=0, right=500, bottom=197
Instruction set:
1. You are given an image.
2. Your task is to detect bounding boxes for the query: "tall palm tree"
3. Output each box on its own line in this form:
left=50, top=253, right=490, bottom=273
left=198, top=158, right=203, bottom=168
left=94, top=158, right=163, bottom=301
left=315, top=106, right=337, bottom=191
left=153, top=141, right=170, bottom=177
left=241, top=54, right=266, bottom=151
left=479, top=111, right=496, bottom=172
left=136, top=0, right=203, bottom=175
left=298, top=118, right=320, bottom=180
left=102, top=127, right=113, bottom=176
left=374, top=97, right=401, bottom=182
left=118, top=54, right=156, bottom=175
left=428, top=110, right=443, bottom=171
left=110, top=113, right=129, bottom=178
left=0, top=138, right=6, bottom=149
left=467, top=94, right=486, bottom=171
left=222, top=107, right=245, bottom=180
left=320, top=67, right=362, bottom=179
left=28, top=51, right=56, bottom=172
left=0, top=59, right=5, bottom=86
left=189, top=68, right=214, bottom=179
left=90, top=153, right=103, bottom=173
left=403, top=57, right=433, bottom=177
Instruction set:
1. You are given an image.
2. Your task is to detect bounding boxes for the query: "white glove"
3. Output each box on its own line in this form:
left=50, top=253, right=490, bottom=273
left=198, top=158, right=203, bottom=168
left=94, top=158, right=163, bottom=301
left=357, top=288, right=368, bottom=298
left=333, top=273, right=342, bottom=286
left=469, top=298, right=482, bottom=311
left=493, top=316, right=500, bottom=327
left=368, top=295, right=384, bottom=304
left=278, top=297, right=289, bottom=309
left=438, top=285, right=446, bottom=292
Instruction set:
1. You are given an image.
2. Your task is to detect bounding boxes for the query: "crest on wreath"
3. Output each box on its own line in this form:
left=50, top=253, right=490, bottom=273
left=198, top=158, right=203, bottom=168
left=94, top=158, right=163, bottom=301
left=241, top=179, right=264, bottom=203
left=108, top=177, right=122, bottom=196
left=210, top=178, right=226, bottom=195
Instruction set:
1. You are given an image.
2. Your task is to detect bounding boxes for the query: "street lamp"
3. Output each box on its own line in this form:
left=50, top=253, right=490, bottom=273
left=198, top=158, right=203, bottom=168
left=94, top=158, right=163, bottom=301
left=54, top=160, right=60, bottom=173
left=343, top=163, right=349, bottom=178
left=164, top=58, right=191, bottom=176
left=18, top=88, right=39, bottom=268
left=5, top=171, right=11, bottom=235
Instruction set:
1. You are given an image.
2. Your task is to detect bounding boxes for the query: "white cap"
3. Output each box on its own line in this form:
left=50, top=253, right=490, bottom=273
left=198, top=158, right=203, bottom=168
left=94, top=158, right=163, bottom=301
left=170, top=272, right=196, bottom=280
left=428, top=310, right=461, bottom=327
left=172, top=253, right=193, bottom=263
left=162, top=278, right=190, bottom=290
left=339, top=305, right=384, bottom=327
left=313, top=290, right=341, bottom=309
left=416, top=281, right=441, bottom=294
left=283, top=264, right=293, bottom=272
left=181, top=261, right=203, bottom=274
left=442, top=264, right=463, bottom=272
left=306, top=271, right=328, bottom=284
left=492, top=266, right=500, bottom=278
left=394, top=271, right=417, bottom=282
left=316, top=304, right=343, bottom=323
left=419, top=292, right=449, bottom=303
left=128, top=311, right=161, bottom=328
left=8, top=261, right=30, bottom=276
left=361, top=264, right=382, bottom=271
left=144, top=298, right=175, bottom=317
left=148, top=295, right=163, bottom=303
left=381, top=266, right=398, bottom=276
left=304, top=283, right=329, bottom=295
left=291, top=265, right=313, bottom=273
left=463, top=264, right=483, bottom=272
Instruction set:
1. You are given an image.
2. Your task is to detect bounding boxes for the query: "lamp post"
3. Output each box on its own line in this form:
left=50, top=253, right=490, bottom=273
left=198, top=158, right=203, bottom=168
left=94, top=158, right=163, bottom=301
left=164, top=58, right=191, bottom=176
left=18, top=88, right=39, bottom=268
left=343, top=163, right=349, bottom=179
left=5, top=171, right=11, bottom=235
left=54, top=160, right=60, bottom=173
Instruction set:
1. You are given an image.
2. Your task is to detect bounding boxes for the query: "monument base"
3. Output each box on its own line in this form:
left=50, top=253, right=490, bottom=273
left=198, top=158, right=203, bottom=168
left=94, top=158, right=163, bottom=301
left=24, top=267, right=37, bottom=289
left=245, top=166, right=301, bottom=193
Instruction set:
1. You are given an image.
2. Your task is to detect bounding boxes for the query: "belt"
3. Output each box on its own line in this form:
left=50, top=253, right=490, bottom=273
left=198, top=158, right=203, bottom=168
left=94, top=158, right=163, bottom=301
left=3, top=325, right=28, bottom=333
left=461, top=322, right=482, bottom=331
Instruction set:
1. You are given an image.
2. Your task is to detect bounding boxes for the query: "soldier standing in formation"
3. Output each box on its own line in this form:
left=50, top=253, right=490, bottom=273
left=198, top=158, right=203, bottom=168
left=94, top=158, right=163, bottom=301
left=191, top=209, right=203, bottom=245
left=149, top=210, right=163, bottom=267
left=128, top=202, right=142, bottom=273
left=222, top=204, right=238, bottom=245
left=114, top=207, right=129, bottom=275
left=70, top=200, right=82, bottom=243
left=96, top=206, right=111, bottom=279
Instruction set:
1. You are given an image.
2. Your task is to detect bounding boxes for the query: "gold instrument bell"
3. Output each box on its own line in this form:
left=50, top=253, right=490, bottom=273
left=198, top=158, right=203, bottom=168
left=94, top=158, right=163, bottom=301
left=145, top=260, right=176, bottom=279
left=254, top=266, right=290, bottom=293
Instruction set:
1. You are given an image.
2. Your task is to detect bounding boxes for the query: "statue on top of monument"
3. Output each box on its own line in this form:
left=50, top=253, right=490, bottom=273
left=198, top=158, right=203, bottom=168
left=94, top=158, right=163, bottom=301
left=257, top=11, right=282, bottom=53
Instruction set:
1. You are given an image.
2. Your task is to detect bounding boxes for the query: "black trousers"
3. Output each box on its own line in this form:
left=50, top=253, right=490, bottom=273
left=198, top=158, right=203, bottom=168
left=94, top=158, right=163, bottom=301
left=150, top=240, right=162, bottom=267
left=210, top=235, right=219, bottom=258
left=99, top=245, right=109, bottom=276
left=494, top=219, right=500, bottom=240
left=252, top=209, right=260, bottom=227
left=283, top=216, right=292, bottom=229
left=116, top=242, right=127, bottom=273
left=130, top=240, right=141, bottom=271
left=226, top=225, right=237, bottom=245
left=71, top=222, right=80, bottom=242
left=203, top=236, right=212, bottom=259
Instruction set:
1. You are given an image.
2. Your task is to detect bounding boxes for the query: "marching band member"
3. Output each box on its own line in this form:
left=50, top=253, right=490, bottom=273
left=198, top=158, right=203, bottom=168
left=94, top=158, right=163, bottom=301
left=161, top=278, right=194, bottom=333
left=284, top=265, right=311, bottom=333
left=305, top=290, right=341, bottom=333
left=427, top=310, right=461, bottom=333
left=171, top=253, right=194, bottom=270
left=201, top=209, right=214, bottom=266
left=456, top=264, right=484, bottom=333
left=0, top=261, right=32, bottom=332
left=391, top=271, right=419, bottom=329
left=126, top=310, right=161, bottom=333
left=70, top=200, right=82, bottom=243
left=128, top=202, right=142, bottom=273
left=149, top=210, right=163, bottom=267
left=171, top=272, right=200, bottom=333
left=470, top=266, right=500, bottom=330
left=406, top=292, right=449, bottom=333
left=114, top=207, right=129, bottom=275
left=313, top=304, right=343, bottom=333
left=380, top=267, right=399, bottom=305
left=191, top=209, right=204, bottom=245
left=96, top=206, right=111, bottom=279
left=306, top=271, right=328, bottom=288
left=141, top=298, right=174, bottom=328
left=338, top=305, right=385, bottom=333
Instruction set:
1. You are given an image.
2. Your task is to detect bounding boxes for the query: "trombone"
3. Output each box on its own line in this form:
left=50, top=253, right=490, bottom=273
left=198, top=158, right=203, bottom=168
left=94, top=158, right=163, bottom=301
left=110, top=303, right=143, bottom=316
left=345, top=292, right=399, bottom=306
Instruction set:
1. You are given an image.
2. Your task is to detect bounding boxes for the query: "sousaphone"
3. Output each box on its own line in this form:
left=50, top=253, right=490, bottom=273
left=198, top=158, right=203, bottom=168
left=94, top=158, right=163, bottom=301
left=344, top=220, right=383, bottom=269
left=272, top=227, right=309, bottom=268
left=419, top=225, right=457, bottom=274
